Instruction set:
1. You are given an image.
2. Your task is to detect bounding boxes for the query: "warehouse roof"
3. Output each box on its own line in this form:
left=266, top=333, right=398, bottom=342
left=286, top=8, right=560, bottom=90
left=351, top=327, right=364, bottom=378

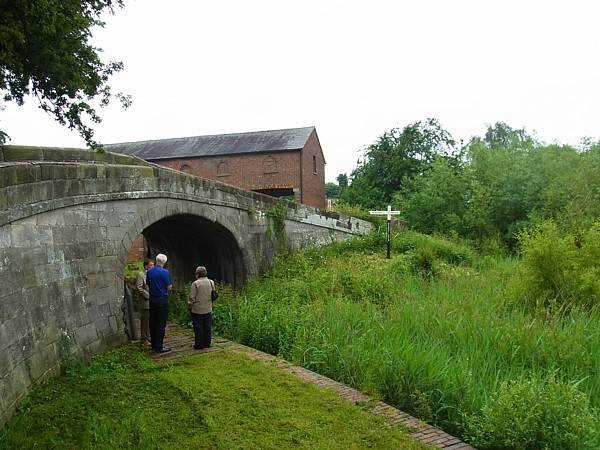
left=105, top=126, right=316, bottom=160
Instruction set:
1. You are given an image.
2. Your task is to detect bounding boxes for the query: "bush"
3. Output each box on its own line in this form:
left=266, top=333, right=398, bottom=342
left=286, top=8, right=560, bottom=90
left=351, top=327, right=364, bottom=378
left=517, top=221, right=600, bottom=311
left=407, top=246, right=439, bottom=278
left=393, top=231, right=474, bottom=265
left=170, top=287, right=192, bottom=327
left=465, top=377, right=595, bottom=450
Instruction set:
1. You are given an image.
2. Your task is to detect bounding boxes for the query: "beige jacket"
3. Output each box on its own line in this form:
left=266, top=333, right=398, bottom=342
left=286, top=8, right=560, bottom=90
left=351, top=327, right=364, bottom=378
left=188, top=277, right=214, bottom=314
left=136, top=270, right=150, bottom=310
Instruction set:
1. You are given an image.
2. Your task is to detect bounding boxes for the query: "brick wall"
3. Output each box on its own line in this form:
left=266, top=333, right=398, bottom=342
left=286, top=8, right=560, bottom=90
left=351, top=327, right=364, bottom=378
left=127, top=234, right=148, bottom=260
left=153, top=137, right=326, bottom=209
left=300, top=130, right=326, bottom=209
left=156, top=151, right=301, bottom=197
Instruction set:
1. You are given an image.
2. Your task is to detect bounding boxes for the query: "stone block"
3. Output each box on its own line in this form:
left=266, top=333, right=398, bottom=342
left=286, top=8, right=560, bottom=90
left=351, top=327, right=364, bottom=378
left=75, top=322, right=98, bottom=347
left=6, top=185, right=34, bottom=209
left=26, top=344, right=59, bottom=381
left=15, top=164, right=41, bottom=185
left=82, top=178, right=107, bottom=195
left=106, top=177, right=125, bottom=193
left=0, top=187, right=7, bottom=212
left=86, top=272, right=114, bottom=290
left=63, top=243, right=93, bottom=261
left=112, top=154, right=138, bottom=166
left=97, top=256, right=118, bottom=274
left=2, top=146, right=44, bottom=162
left=0, top=166, right=18, bottom=188
left=40, top=164, right=60, bottom=181
left=137, top=166, right=155, bottom=178
left=50, top=179, right=68, bottom=199
left=108, top=315, right=119, bottom=333
left=0, top=345, right=12, bottom=378
left=16, top=331, right=37, bottom=362
left=84, top=339, right=104, bottom=357
left=0, top=227, right=11, bottom=248
left=74, top=257, right=100, bottom=277
left=95, top=240, right=116, bottom=257
left=63, top=208, right=88, bottom=227
left=9, top=224, right=39, bottom=249
left=29, top=181, right=53, bottom=204
left=41, top=148, right=91, bottom=162
left=67, top=179, right=83, bottom=197
left=86, top=284, right=115, bottom=307
left=76, top=164, right=97, bottom=179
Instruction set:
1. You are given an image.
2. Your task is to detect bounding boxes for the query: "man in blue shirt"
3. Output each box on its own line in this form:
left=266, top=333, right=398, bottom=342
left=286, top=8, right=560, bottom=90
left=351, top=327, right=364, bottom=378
left=146, top=253, right=173, bottom=353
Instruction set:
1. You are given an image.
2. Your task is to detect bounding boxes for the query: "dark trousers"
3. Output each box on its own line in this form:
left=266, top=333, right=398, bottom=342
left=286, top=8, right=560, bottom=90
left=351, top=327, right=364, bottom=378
left=149, top=297, right=169, bottom=351
left=191, top=312, right=212, bottom=349
left=140, top=308, right=150, bottom=342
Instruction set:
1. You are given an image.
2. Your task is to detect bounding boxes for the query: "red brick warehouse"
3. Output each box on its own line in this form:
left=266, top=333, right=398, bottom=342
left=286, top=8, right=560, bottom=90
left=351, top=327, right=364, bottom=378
left=107, top=126, right=327, bottom=209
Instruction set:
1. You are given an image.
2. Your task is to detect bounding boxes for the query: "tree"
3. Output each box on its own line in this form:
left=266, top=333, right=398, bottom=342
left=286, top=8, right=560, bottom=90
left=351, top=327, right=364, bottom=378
left=484, top=122, right=535, bottom=150
left=0, top=0, right=130, bottom=148
left=336, top=173, right=348, bottom=188
left=396, top=156, right=470, bottom=235
left=340, top=118, right=455, bottom=208
left=325, top=182, right=340, bottom=198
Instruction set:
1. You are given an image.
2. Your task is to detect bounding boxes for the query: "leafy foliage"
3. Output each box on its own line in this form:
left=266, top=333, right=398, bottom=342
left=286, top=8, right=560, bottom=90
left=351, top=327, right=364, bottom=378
left=395, top=156, right=470, bottom=236
left=515, top=220, right=600, bottom=312
left=325, top=181, right=340, bottom=198
left=341, top=118, right=456, bottom=208
left=343, top=120, right=600, bottom=251
left=0, top=0, right=130, bottom=148
left=465, top=377, right=595, bottom=450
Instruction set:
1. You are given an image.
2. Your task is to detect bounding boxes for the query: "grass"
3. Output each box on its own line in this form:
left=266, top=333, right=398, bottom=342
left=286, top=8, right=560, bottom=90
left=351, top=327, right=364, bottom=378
left=211, top=230, right=600, bottom=449
left=0, top=344, right=429, bottom=450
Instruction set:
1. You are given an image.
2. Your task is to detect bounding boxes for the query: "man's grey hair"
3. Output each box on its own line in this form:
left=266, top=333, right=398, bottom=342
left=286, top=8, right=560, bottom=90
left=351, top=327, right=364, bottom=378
left=195, top=266, right=207, bottom=278
left=156, top=253, right=167, bottom=265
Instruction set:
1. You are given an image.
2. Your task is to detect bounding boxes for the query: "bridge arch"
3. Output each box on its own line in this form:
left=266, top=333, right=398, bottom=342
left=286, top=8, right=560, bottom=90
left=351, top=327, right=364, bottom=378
left=119, top=201, right=250, bottom=288
left=0, top=146, right=372, bottom=427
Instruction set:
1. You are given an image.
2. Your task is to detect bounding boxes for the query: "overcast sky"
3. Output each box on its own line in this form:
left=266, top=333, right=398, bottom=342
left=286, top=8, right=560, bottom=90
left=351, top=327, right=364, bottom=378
left=2, top=0, right=599, bottom=181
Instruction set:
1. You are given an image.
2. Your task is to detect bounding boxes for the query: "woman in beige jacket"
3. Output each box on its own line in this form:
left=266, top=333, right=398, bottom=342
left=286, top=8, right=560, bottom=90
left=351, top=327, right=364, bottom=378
left=188, top=266, right=216, bottom=349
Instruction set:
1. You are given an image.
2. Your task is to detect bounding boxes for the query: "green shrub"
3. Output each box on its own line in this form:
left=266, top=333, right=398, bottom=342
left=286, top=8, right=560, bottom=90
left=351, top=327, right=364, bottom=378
left=517, top=220, right=600, bottom=311
left=394, top=231, right=474, bottom=265
left=407, top=246, right=439, bottom=278
left=465, top=377, right=595, bottom=450
left=169, top=287, right=192, bottom=327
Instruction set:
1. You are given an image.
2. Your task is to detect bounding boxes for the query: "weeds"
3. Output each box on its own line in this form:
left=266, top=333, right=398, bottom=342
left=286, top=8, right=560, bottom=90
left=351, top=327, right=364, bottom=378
left=213, top=229, right=600, bottom=449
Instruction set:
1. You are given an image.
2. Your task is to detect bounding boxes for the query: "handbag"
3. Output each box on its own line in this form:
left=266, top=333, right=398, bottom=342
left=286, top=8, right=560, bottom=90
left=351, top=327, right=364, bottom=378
left=210, top=280, right=219, bottom=301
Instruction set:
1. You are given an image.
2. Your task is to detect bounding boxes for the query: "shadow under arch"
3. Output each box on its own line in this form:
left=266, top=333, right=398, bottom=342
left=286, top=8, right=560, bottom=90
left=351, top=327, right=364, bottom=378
left=140, top=213, right=246, bottom=289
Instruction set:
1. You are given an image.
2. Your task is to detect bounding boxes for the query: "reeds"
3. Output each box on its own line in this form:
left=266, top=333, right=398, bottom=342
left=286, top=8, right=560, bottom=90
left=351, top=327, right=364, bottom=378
left=213, top=231, right=599, bottom=449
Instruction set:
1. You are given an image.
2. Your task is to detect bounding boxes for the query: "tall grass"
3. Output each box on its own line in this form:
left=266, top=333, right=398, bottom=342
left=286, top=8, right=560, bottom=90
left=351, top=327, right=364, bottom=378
left=212, top=231, right=600, bottom=449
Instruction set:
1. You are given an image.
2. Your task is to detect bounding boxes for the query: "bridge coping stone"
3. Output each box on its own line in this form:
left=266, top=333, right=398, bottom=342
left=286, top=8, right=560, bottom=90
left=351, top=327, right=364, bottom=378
left=0, top=146, right=372, bottom=235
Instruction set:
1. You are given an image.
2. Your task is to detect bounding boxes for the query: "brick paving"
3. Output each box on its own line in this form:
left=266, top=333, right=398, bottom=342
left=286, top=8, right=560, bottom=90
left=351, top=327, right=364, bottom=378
left=153, top=324, right=476, bottom=450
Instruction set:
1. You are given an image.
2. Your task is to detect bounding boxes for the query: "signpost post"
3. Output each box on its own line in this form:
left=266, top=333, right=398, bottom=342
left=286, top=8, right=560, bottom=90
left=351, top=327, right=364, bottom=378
left=369, top=205, right=401, bottom=259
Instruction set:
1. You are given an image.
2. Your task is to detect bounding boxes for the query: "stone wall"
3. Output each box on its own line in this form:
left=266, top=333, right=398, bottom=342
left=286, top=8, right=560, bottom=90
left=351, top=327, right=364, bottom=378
left=0, top=145, right=371, bottom=427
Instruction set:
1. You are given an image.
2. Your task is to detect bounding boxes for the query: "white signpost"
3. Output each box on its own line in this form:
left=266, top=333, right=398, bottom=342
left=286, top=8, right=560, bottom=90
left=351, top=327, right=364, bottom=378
left=369, top=205, right=401, bottom=259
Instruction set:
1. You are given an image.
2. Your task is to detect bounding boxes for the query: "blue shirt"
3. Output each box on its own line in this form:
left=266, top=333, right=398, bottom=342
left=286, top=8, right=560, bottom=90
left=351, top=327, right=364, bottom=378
left=146, top=265, right=173, bottom=298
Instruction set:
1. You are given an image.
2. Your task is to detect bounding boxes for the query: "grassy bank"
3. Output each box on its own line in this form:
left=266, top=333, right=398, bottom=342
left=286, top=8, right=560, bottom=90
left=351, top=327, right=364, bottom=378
left=0, top=345, right=427, bottom=449
left=212, top=231, right=599, bottom=449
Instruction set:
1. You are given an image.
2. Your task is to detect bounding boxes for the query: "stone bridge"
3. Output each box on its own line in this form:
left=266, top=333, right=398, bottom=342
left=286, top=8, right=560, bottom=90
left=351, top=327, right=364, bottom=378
left=0, top=145, right=371, bottom=425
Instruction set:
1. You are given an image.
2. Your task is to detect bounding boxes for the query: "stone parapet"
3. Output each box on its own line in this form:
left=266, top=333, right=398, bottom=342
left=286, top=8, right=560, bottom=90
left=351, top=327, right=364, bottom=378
left=0, top=145, right=372, bottom=428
